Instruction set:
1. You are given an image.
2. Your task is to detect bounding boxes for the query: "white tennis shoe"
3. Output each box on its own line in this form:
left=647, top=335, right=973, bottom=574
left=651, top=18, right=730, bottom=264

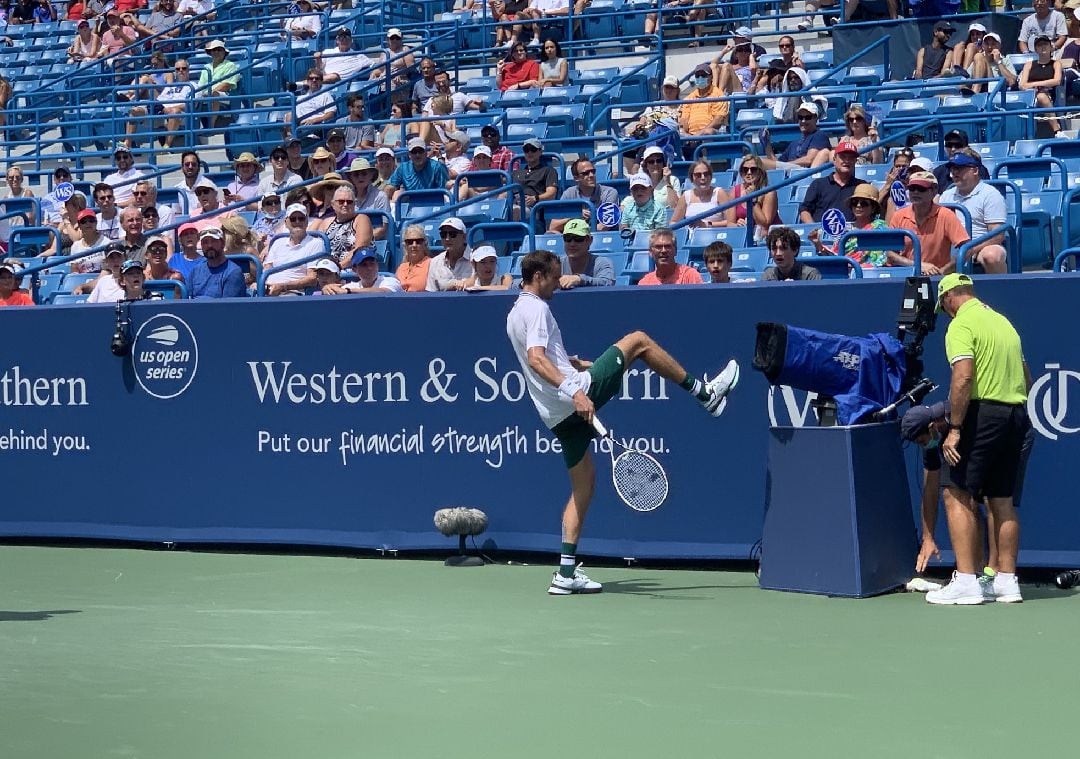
left=926, top=572, right=985, bottom=605
left=548, top=566, right=603, bottom=595
left=702, top=359, right=740, bottom=416
left=993, top=573, right=1023, bottom=603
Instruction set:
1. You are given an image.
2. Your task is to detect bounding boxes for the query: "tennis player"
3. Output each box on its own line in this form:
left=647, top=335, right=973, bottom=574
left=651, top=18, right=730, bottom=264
left=507, top=250, right=740, bottom=595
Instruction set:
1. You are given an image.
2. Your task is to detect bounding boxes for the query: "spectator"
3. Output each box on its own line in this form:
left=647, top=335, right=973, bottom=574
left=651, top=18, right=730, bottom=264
left=620, top=173, right=666, bottom=232
left=315, top=28, right=373, bottom=85
left=458, top=146, right=496, bottom=201
left=374, top=147, right=397, bottom=189
left=723, top=153, right=781, bottom=240
left=138, top=205, right=170, bottom=255
left=968, top=33, right=1018, bottom=93
left=412, top=58, right=439, bottom=112
left=954, top=23, right=987, bottom=73
left=762, top=226, right=821, bottom=281
left=168, top=222, right=202, bottom=280
left=143, top=235, right=184, bottom=287
left=250, top=193, right=284, bottom=249
left=308, top=171, right=348, bottom=221
left=557, top=218, right=615, bottom=288
left=116, top=206, right=147, bottom=261
left=0, top=260, right=32, bottom=306
left=385, top=137, right=450, bottom=202
left=878, top=147, right=916, bottom=223
left=844, top=0, right=897, bottom=21
left=1064, top=11, right=1080, bottom=100
left=537, top=38, right=568, bottom=88
left=131, top=0, right=180, bottom=43
left=98, top=10, right=137, bottom=59
left=833, top=104, right=883, bottom=166
left=1019, top=0, right=1066, bottom=53
left=678, top=63, right=728, bottom=147
left=497, top=41, right=540, bottom=91
left=67, top=18, right=100, bottom=63
left=118, top=259, right=161, bottom=301
left=520, top=0, right=570, bottom=48
left=284, top=137, right=310, bottom=181
left=103, top=145, right=144, bottom=207
left=69, top=210, right=105, bottom=272
left=477, top=125, right=514, bottom=171
left=39, top=166, right=74, bottom=225
left=258, top=145, right=301, bottom=195
left=283, top=0, right=322, bottom=39
left=463, top=245, right=512, bottom=289
left=172, top=150, right=204, bottom=214
left=420, top=97, right=457, bottom=147
left=310, top=258, right=341, bottom=293
left=938, top=150, right=1008, bottom=274
left=914, top=21, right=955, bottom=79
left=325, top=128, right=359, bottom=172
left=714, top=28, right=759, bottom=94
left=263, top=203, right=321, bottom=295
left=377, top=101, right=411, bottom=150
left=3, top=165, right=33, bottom=198
left=344, top=158, right=391, bottom=223
left=315, top=185, right=374, bottom=268
left=762, top=102, right=830, bottom=170
left=177, top=0, right=215, bottom=25
left=703, top=240, right=733, bottom=283
left=424, top=70, right=482, bottom=117
left=511, top=136, right=558, bottom=219
left=224, top=153, right=262, bottom=207
left=769, top=66, right=816, bottom=125
left=283, top=69, right=337, bottom=139
left=93, top=182, right=121, bottom=240
left=371, top=28, right=415, bottom=91
left=671, top=158, right=725, bottom=228
left=43, top=192, right=89, bottom=257
left=342, top=95, right=377, bottom=151
left=1018, top=36, right=1063, bottom=135
left=190, top=177, right=234, bottom=230
left=491, top=0, right=529, bottom=48
left=327, top=248, right=403, bottom=294
left=800, top=139, right=867, bottom=223
left=308, top=146, right=337, bottom=181
left=189, top=227, right=246, bottom=298
left=427, top=217, right=473, bottom=291
left=932, top=130, right=989, bottom=190
left=774, top=34, right=804, bottom=70
left=197, top=40, right=239, bottom=129
left=752, top=65, right=790, bottom=108
left=442, top=130, right=472, bottom=180
left=622, top=75, right=681, bottom=176
left=798, top=0, right=840, bottom=31
left=640, top=145, right=680, bottom=210
left=9, top=0, right=33, bottom=24
left=888, top=171, right=969, bottom=275
left=637, top=227, right=702, bottom=285
left=83, top=242, right=126, bottom=301
left=810, top=184, right=892, bottom=266
left=395, top=224, right=432, bottom=292
left=551, top=157, right=619, bottom=233
left=127, top=56, right=194, bottom=149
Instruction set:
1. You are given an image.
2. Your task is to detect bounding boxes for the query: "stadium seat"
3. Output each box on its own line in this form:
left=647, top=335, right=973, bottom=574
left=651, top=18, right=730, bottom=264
left=60, top=272, right=97, bottom=292
left=1019, top=192, right=1062, bottom=269
left=730, top=247, right=769, bottom=271
left=51, top=293, right=89, bottom=305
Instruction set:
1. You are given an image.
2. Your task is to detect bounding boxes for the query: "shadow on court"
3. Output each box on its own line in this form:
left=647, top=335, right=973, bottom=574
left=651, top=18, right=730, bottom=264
left=602, top=577, right=753, bottom=599
left=0, top=609, right=81, bottom=622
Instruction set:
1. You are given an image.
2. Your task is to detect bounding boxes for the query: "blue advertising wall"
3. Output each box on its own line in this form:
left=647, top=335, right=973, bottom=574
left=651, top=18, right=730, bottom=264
left=1, top=275, right=1078, bottom=566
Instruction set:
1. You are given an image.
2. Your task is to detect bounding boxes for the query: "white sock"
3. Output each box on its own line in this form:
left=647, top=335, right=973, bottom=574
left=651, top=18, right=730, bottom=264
left=956, top=572, right=978, bottom=584
left=997, top=572, right=1016, bottom=581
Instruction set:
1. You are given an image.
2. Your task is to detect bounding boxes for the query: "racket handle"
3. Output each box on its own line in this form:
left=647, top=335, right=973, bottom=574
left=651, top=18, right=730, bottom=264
left=591, top=415, right=609, bottom=438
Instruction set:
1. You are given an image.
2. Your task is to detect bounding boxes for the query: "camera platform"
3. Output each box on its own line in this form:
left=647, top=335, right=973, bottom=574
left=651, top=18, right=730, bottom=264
left=759, top=421, right=917, bottom=598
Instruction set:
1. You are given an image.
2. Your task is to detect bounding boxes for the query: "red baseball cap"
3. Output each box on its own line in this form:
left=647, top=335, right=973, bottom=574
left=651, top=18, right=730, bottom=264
left=77, top=209, right=96, bottom=221
left=178, top=222, right=199, bottom=236
left=834, top=139, right=859, bottom=155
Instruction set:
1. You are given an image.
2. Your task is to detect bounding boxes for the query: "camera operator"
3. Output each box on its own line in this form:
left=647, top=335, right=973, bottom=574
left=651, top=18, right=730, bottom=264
left=924, top=273, right=1032, bottom=606
left=901, top=400, right=1034, bottom=592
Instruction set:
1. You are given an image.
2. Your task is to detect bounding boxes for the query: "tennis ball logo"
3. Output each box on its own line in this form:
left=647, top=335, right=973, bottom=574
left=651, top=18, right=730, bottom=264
left=132, top=313, right=199, bottom=400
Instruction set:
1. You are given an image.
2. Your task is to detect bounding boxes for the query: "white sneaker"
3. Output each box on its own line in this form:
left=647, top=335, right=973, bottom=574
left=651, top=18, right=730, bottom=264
left=548, top=566, right=602, bottom=595
left=797, top=17, right=812, bottom=31
left=702, top=359, right=740, bottom=416
left=993, top=573, right=1023, bottom=603
left=500, top=39, right=514, bottom=48
left=926, top=572, right=985, bottom=605
left=528, top=38, right=540, bottom=47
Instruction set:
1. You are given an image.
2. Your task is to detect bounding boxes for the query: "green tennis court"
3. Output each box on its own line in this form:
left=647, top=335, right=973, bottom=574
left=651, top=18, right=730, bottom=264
left=2, top=545, right=1077, bottom=758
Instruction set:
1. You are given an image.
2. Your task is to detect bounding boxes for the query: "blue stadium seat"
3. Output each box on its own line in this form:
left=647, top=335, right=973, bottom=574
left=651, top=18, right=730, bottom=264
left=730, top=247, right=769, bottom=272
left=970, top=141, right=1011, bottom=161
left=501, top=89, right=539, bottom=106
left=582, top=1, right=623, bottom=40
left=462, top=76, right=498, bottom=94
left=60, top=272, right=97, bottom=292
left=507, top=122, right=549, bottom=142
left=541, top=104, right=586, bottom=140
left=843, top=65, right=884, bottom=88
left=688, top=227, right=748, bottom=259
left=590, top=231, right=624, bottom=252
left=505, top=106, right=544, bottom=125
left=51, top=293, right=89, bottom=305
left=32, top=272, right=65, bottom=304
left=534, top=233, right=565, bottom=255
left=1019, top=192, right=1062, bottom=269
left=538, top=86, right=579, bottom=105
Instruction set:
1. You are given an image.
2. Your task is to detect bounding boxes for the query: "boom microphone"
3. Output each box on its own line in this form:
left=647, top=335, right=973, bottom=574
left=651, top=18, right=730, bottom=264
left=434, top=507, right=488, bottom=567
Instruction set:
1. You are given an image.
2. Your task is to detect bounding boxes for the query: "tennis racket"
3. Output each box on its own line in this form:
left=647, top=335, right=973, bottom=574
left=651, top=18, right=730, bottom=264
left=591, top=415, right=669, bottom=512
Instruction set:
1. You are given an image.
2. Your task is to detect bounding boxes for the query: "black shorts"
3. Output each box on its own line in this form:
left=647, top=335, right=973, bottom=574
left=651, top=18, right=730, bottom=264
left=950, top=400, right=1031, bottom=500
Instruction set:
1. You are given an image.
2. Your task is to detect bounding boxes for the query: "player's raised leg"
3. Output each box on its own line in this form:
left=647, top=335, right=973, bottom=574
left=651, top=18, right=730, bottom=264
left=613, top=330, right=739, bottom=415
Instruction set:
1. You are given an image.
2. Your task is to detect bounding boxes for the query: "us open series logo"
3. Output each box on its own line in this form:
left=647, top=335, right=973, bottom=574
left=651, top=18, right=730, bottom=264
left=132, top=313, right=199, bottom=399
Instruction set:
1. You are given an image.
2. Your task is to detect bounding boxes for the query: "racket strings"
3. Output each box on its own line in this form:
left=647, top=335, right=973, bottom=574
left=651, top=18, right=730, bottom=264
left=612, top=451, right=668, bottom=512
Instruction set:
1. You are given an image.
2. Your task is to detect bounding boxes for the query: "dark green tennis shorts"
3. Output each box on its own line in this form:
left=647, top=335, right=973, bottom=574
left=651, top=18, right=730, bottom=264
left=550, top=345, right=626, bottom=468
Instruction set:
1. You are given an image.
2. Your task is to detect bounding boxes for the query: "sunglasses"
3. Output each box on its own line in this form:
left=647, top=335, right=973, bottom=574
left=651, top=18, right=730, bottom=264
left=78, top=218, right=96, bottom=224
left=691, top=171, right=712, bottom=178
left=404, top=238, right=426, bottom=244
left=523, top=146, right=540, bottom=153
left=797, top=115, right=816, bottom=121
left=133, top=190, right=148, bottom=196
left=308, top=76, right=322, bottom=82
left=97, top=195, right=115, bottom=202
left=945, top=142, right=964, bottom=149
left=645, top=158, right=665, bottom=165
left=271, top=154, right=286, bottom=160
left=288, top=215, right=307, bottom=223
left=907, top=185, right=932, bottom=192
left=409, top=148, right=426, bottom=155
left=263, top=199, right=281, bottom=206
left=439, top=229, right=461, bottom=238
left=846, top=115, right=865, bottom=122
left=562, top=235, right=587, bottom=243
left=740, top=166, right=759, bottom=174
left=851, top=199, right=874, bottom=207
left=576, top=168, right=596, bottom=176
left=779, top=43, right=793, bottom=49
left=175, top=66, right=188, bottom=71
left=195, top=188, right=215, bottom=194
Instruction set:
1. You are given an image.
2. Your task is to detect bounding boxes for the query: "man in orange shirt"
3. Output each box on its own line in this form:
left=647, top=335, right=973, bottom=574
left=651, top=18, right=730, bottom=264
left=888, top=171, right=970, bottom=275
left=637, top=228, right=703, bottom=286
left=678, top=63, right=728, bottom=158
left=0, top=261, right=34, bottom=307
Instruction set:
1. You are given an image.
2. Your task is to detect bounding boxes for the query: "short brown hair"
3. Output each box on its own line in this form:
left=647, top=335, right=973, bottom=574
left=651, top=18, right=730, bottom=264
left=703, top=241, right=732, bottom=264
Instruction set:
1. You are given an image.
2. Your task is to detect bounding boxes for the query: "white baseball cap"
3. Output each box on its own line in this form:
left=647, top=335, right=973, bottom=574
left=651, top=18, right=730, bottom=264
left=473, top=145, right=492, bottom=158
left=375, top=146, right=395, bottom=158
left=642, top=146, right=666, bottom=162
left=471, top=245, right=497, bottom=261
left=387, top=28, right=402, bottom=38
left=662, top=75, right=680, bottom=89
left=285, top=203, right=308, bottom=218
left=439, top=217, right=466, bottom=233
left=628, top=173, right=652, bottom=189
left=312, top=258, right=340, bottom=273
left=910, top=156, right=935, bottom=172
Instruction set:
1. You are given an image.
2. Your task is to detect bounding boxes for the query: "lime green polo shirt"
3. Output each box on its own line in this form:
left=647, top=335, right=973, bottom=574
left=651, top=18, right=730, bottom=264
left=945, top=298, right=1027, bottom=404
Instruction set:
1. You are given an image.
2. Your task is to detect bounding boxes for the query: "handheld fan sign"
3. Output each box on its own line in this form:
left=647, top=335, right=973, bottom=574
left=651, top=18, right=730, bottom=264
left=591, top=415, right=669, bottom=512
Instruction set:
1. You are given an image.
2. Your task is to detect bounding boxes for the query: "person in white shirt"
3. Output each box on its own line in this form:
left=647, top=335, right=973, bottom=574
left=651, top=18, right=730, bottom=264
left=426, top=217, right=474, bottom=290
left=321, top=248, right=402, bottom=294
left=81, top=243, right=127, bottom=302
left=103, top=145, right=145, bottom=207
left=1018, top=0, right=1067, bottom=53
left=505, top=248, right=740, bottom=595
left=282, top=69, right=337, bottom=139
left=421, top=70, right=482, bottom=116
left=177, top=0, right=215, bottom=21
left=173, top=150, right=205, bottom=216
left=132, top=181, right=176, bottom=229
left=442, top=130, right=472, bottom=180
left=258, top=144, right=302, bottom=195
left=315, top=28, right=374, bottom=84
left=93, top=182, right=122, bottom=240
left=263, top=203, right=321, bottom=295
left=938, top=149, right=1008, bottom=274
left=283, top=0, right=322, bottom=39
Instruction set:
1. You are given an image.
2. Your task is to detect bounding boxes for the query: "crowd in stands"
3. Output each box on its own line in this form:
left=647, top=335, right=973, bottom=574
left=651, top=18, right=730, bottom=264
left=1, top=0, right=1078, bottom=308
